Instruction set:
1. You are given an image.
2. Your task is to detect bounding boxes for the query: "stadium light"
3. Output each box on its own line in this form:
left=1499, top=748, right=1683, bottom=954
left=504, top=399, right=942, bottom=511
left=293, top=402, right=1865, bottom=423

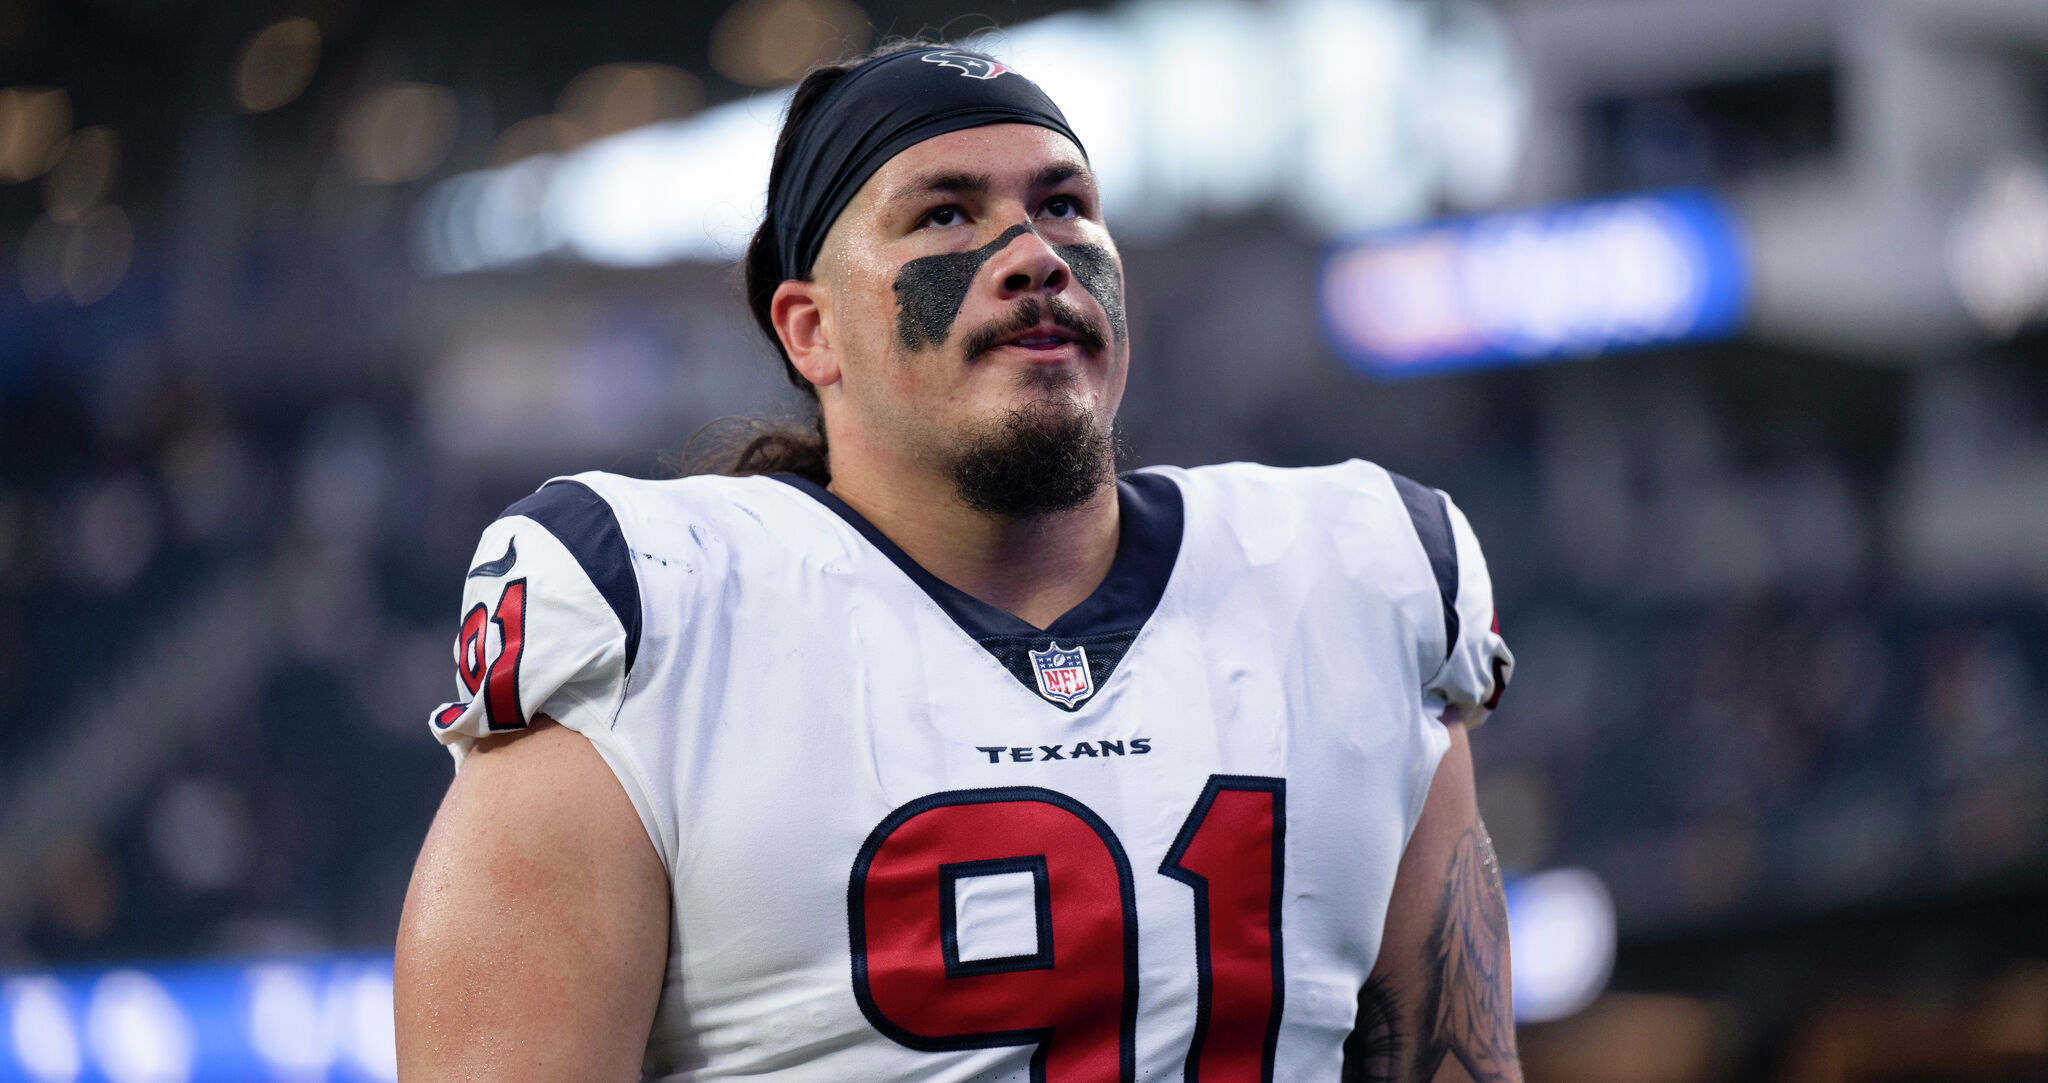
left=1946, top=159, right=2048, bottom=337
left=84, top=971, right=194, bottom=1083
left=5, top=978, right=80, bottom=1081
left=1506, top=867, right=1618, bottom=1024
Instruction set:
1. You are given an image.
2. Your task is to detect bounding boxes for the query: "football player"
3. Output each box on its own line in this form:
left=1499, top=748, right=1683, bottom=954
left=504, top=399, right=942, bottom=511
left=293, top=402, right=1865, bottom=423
left=397, top=44, right=1519, bottom=1083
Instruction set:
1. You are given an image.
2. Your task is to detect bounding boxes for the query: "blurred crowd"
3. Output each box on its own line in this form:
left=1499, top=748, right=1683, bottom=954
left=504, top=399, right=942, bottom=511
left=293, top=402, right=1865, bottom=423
left=0, top=356, right=468, bottom=962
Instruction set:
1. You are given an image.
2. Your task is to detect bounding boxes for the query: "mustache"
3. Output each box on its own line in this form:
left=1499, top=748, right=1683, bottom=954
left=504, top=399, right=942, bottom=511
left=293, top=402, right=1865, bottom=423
left=960, top=296, right=1109, bottom=361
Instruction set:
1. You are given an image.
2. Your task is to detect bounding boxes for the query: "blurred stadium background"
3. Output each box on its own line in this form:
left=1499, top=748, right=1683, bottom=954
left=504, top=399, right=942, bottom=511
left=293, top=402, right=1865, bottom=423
left=2, top=0, right=2046, bottom=1079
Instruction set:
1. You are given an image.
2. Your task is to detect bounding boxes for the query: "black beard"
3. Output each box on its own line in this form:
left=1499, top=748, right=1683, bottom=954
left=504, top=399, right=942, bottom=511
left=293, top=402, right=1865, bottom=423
left=950, top=398, right=1119, bottom=518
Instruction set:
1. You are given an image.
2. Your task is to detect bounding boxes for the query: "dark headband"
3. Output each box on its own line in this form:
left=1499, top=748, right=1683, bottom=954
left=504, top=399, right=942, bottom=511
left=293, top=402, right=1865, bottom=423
left=769, top=48, right=1087, bottom=284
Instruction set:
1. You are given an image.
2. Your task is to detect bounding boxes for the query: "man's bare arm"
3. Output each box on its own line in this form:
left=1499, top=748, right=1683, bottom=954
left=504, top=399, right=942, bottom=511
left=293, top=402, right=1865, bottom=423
left=1345, top=722, right=1522, bottom=1083
left=395, top=716, right=669, bottom=1082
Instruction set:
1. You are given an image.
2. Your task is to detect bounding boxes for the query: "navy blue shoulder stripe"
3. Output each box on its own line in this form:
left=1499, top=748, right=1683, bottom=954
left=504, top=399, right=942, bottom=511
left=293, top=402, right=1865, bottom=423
left=500, top=480, right=642, bottom=675
left=1388, top=471, right=1460, bottom=662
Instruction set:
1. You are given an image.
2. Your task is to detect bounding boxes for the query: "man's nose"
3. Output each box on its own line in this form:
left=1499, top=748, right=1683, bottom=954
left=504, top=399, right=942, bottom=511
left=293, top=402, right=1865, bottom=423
left=987, top=224, right=1070, bottom=297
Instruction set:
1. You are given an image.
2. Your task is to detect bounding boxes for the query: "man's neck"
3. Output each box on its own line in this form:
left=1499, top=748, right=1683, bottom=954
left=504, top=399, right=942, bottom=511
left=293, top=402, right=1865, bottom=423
left=826, top=464, right=1121, bottom=631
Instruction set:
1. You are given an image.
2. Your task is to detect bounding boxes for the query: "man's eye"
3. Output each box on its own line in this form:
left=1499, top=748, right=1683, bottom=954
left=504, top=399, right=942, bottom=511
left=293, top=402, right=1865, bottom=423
left=1043, top=195, right=1081, bottom=219
left=920, top=205, right=964, bottom=228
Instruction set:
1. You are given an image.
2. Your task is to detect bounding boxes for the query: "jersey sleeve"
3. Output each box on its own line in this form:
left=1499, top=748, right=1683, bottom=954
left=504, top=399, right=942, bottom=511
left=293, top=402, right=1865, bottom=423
left=426, top=479, right=643, bottom=763
left=1387, top=473, right=1515, bottom=726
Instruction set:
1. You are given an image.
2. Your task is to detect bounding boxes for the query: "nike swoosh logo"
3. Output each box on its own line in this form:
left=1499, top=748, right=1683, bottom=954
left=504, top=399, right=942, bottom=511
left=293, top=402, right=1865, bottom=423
left=467, top=537, right=517, bottom=578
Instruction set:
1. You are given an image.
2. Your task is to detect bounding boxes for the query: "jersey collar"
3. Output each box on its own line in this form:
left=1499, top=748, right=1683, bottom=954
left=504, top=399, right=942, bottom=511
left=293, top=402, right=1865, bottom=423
left=771, top=471, right=1184, bottom=641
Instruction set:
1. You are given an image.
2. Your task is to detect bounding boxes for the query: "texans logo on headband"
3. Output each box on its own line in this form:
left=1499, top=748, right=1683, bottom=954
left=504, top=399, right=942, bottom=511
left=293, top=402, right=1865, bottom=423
left=921, top=51, right=1013, bottom=80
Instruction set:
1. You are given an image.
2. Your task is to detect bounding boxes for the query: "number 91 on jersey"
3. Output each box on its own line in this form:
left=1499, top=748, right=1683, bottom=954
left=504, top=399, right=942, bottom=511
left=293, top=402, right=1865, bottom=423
left=848, top=776, right=1287, bottom=1083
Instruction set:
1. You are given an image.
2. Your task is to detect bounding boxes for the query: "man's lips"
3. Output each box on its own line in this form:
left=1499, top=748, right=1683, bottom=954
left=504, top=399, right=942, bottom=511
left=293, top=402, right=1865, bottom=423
left=961, top=297, right=1108, bottom=360
left=995, top=324, right=1079, bottom=351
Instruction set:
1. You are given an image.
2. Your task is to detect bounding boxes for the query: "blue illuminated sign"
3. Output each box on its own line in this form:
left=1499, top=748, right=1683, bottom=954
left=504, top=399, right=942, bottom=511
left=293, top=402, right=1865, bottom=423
left=0, top=956, right=395, bottom=1082
left=1319, top=189, right=1750, bottom=377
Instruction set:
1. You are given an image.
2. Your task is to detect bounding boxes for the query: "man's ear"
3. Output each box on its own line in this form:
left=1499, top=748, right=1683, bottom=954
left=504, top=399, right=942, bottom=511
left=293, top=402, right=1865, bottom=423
left=772, top=280, right=840, bottom=388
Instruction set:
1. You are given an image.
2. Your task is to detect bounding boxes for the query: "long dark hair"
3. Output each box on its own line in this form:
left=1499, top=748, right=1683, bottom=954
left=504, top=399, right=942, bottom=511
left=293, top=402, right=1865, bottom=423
left=713, top=41, right=935, bottom=484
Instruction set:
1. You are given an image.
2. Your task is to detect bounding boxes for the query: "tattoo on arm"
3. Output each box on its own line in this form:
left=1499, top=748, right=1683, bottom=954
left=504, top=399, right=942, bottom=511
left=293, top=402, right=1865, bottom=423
left=1346, top=824, right=1521, bottom=1083
left=1342, top=975, right=1404, bottom=1083
left=1420, top=823, right=1520, bottom=1081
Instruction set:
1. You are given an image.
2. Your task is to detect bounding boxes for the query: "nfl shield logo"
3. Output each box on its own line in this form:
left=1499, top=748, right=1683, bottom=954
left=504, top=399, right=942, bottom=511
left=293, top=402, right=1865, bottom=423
left=1028, top=642, right=1095, bottom=707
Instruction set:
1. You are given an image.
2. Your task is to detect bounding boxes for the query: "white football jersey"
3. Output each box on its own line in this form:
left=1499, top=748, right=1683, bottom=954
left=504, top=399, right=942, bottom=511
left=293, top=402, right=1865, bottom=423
left=429, top=461, right=1512, bottom=1082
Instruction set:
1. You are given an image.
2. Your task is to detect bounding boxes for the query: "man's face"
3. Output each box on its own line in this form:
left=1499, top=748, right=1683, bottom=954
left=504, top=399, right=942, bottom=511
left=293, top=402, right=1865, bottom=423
left=810, top=123, right=1127, bottom=512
